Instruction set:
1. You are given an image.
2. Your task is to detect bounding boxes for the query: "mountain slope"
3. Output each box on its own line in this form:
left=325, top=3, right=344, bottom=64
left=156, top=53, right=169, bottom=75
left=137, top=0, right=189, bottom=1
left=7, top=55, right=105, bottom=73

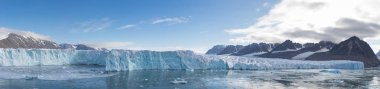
left=0, top=33, right=59, bottom=49
left=306, top=36, right=380, bottom=67
left=271, top=40, right=302, bottom=52
left=256, top=40, right=333, bottom=59
left=205, top=45, right=226, bottom=55
left=232, top=43, right=279, bottom=56
left=217, top=45, right=244, bottom=55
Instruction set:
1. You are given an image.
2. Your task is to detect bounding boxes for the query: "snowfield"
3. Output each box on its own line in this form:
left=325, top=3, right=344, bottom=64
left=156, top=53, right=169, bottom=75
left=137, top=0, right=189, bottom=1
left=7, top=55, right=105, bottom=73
left=0, top=49, right=364, bottom=71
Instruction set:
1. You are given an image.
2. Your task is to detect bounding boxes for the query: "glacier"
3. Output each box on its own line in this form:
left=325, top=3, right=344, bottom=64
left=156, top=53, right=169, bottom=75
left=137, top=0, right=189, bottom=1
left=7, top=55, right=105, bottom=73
left=0, top=48, right=364, bottom=71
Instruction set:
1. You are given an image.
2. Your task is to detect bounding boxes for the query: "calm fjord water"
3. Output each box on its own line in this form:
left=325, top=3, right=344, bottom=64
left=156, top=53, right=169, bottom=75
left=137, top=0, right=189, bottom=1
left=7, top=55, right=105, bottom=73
left=0, top=65, right=379, bottom=89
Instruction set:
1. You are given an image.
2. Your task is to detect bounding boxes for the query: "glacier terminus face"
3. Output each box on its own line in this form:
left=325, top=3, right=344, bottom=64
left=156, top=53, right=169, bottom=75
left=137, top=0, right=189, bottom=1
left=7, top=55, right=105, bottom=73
left=0, top=49, right=364, bottom=71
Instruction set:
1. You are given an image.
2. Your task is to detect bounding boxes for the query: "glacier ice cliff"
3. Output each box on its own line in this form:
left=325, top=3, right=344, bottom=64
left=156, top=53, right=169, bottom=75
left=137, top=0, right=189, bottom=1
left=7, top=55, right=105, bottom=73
left=0, top=49, right=364, bottom=71
left=0, top=49, right=107, bottom=66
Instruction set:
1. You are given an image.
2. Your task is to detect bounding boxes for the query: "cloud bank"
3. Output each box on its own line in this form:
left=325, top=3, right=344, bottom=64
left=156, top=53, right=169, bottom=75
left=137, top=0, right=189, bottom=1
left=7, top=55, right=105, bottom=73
left=227, top=0, right=380, bottom=43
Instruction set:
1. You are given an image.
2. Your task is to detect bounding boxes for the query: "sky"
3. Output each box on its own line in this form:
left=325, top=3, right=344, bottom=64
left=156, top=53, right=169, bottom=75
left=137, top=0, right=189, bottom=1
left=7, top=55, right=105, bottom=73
left=1, top=0, right=380, bottom=53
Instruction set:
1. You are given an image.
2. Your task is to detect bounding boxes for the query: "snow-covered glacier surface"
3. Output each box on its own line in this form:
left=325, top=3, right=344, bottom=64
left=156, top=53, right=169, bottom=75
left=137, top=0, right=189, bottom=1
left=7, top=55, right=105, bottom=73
left=0, top=49, right=364, bottom=71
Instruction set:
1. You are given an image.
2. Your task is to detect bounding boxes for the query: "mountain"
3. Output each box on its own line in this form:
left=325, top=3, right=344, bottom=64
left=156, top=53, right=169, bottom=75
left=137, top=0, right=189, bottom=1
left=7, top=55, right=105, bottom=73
left=256, top=40, right=334, bottom=59
left=206, top=40, right=335, bottom=59
left=59, top=43, right=76, bottom=49
left=0, top=33, right=59, bottom=49
left=232, top=43, right=279, bottom=56
left=259, top=41, right=335, bottom=59
left=0, top=33, right=96, bottom=50
left=59, top=43, right=96, bottom=50
left=306, top=36, right=380, bottom=67
left=205, top=45, right=226, bottom=55
left=217, top=45, right=244, bottom=55
left=271, top=40, right=302, bottom=52
left=75, top=44, right=96, bottom=50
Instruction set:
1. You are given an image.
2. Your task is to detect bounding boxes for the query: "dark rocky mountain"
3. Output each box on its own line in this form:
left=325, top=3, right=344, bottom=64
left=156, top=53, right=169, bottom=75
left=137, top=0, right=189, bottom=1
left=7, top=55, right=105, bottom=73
left=0, top=33, right=59, bottom=49
left=205, top=45, right=226, bottom=55
left=206, top=40, right=335, bottom=58
left=217, top=45, right=244, bottom=55
left=306, top=36, right=380, bottom=67
left=257, top=41, right=336, bottom=59
left=271, top=40, right=302, bottom=52
left=377, top=51, right=380, bottom=58
left=303, top=43, right=317, bottom=48
left=232, top=43, right=279, bottom=56
left=59, top=43, right=96, bottom=50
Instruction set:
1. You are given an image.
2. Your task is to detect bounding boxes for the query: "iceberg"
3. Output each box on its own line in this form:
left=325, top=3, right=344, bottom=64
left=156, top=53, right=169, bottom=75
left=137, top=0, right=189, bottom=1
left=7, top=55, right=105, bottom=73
left=0, top=48, right=364, bottom=71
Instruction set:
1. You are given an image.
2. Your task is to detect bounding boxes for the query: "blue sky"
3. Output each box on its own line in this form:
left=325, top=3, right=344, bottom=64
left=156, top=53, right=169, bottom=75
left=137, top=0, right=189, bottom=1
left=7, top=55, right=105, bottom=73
left=0, top=0, right=276, bottom=52
left=3, top=0, right=380, bottom=53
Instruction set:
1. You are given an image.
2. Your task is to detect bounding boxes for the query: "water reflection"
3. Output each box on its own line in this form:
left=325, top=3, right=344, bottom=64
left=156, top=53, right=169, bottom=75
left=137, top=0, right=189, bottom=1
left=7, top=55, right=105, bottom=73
left=0, top=66, right=380, bottom=89
left=106, top=70, right=229, bottom=89
left=104, top=69, right=380, bottom=89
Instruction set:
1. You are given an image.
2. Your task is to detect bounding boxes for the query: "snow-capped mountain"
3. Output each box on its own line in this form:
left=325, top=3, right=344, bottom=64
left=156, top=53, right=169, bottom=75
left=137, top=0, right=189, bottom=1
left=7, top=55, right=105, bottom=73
left=205, top=45, right=226, bottom=55
left=257, top=41, right=335, bottom=59
left=306, top=36, right=380, bottom=67
left=59, top=43, right=76, bottom=49
left=217, top=45, right=244, bottom=55
left=59, top=43, right=96, bottom=50
left=0, top=33, right=59, bottom=49
left=232, top=43, right=279, bottom=56
left=206, top=36, right=380, bottom=67
left=0, top=33, right=97, bottom=50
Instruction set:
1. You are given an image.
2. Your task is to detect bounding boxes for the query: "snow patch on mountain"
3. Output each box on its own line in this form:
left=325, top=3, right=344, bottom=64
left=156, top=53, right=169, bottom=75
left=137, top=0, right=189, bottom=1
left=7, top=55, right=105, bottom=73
left=0, top=27, right=51, bottom=40
left=291, top=48, right=331, bottom=60
left=291, top=52, right=316, bottom=60
left=271, top=49, right=298, bottom=54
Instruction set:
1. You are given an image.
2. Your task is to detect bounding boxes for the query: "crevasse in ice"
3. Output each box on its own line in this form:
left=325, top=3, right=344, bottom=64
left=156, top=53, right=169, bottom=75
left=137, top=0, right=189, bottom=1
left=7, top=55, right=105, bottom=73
left=0, top=49, right=364, bottom=71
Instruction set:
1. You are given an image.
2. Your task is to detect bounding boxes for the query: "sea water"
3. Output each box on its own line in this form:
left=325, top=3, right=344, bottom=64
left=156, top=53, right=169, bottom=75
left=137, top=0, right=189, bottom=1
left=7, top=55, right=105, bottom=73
left=0, top=65, right=378, bottom=89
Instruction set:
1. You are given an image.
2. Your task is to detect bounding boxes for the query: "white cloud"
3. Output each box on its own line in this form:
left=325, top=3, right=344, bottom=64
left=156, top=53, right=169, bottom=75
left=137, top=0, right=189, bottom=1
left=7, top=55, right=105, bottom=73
left=86, top=42, right=132, bottom=49
left=79, top=18, right=112, bottom=32
left=227, top=0, right=380, bottom=44
left=152, top=17, right=189, bottom=25
left=118, top=24, right=136, bottom=30
left=369, top=44, right=380, bottom=54
left=0, top=27, right=51, bottom=40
